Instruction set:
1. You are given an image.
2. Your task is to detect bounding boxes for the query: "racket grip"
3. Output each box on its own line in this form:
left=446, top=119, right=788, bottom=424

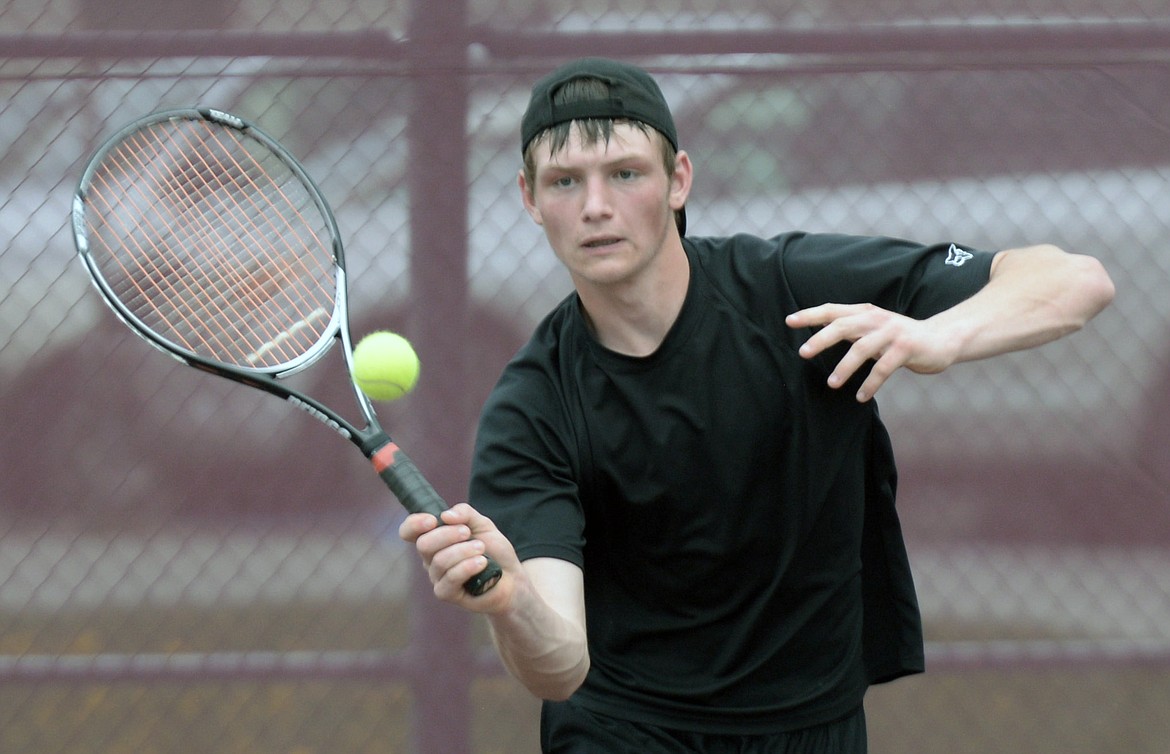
left=369, top=441, right=502, bottom=596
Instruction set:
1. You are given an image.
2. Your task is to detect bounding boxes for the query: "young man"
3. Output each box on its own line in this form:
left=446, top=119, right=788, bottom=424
left=400, top=58, right=1115, bottom=752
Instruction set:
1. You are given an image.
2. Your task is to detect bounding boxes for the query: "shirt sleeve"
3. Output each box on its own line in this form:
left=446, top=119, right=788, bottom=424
left=469, top=348, right=588, bottom=567
left=779, top=233, right=995, bottom=318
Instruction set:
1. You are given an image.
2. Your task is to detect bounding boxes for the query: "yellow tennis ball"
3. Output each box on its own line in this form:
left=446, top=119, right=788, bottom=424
left=352, top=331, right=420, bottom=402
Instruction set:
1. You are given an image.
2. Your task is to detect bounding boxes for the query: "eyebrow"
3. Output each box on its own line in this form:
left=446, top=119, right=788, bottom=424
left=541, top=149, right=657, bottom=175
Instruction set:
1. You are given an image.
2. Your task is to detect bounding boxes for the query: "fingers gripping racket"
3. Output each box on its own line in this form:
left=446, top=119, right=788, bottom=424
left=71, top=107, right=501, bottom=596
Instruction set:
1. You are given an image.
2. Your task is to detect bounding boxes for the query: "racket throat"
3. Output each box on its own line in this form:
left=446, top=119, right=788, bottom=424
left=286, top=394, right=352, bottom=439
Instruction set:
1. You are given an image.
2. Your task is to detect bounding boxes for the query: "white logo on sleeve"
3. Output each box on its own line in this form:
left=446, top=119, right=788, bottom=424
left=945, top=244, right=974, bottom=267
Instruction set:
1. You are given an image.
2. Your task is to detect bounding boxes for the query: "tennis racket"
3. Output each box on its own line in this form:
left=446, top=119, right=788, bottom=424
left=71, top=107, right=501, bottom=596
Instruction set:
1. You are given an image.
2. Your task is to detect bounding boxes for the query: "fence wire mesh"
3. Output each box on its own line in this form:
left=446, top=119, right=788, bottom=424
left=1, top=1, right=1169, bottom=752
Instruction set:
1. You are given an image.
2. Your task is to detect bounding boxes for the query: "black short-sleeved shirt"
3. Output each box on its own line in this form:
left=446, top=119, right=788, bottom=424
left=470, top=232, right=994, bottom=734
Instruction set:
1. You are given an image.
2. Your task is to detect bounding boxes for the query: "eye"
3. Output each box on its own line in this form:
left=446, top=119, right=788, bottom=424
left=615, top=168, right=637, bottom=181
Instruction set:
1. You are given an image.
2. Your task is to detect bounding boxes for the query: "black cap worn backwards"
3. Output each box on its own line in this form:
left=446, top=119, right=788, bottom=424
left=520, top=57, right=678, bottom=155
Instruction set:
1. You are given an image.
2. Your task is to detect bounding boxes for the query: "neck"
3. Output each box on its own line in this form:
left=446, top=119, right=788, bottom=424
left=577, top=238, right=690, bottom=357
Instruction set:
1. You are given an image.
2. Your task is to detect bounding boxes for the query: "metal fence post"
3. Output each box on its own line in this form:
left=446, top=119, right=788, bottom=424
left=406, top=1, right=476, bottom=752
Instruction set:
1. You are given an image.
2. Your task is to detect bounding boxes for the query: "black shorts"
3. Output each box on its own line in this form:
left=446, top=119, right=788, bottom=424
left=540, top=700, right=867, bottom=754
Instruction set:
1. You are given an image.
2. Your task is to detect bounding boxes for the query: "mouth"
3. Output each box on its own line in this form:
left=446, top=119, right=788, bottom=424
left=581, top=236, right=622, bottom=250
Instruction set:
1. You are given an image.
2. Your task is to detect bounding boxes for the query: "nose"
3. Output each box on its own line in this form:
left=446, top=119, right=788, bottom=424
left=580, top=176, right=613, bottom=222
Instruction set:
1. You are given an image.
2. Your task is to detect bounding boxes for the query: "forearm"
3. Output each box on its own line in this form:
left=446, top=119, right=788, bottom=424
left=786, top=244, right=1114, bottom=401
left=487, top=558, right=589, bottom=701
left=932, top=244, right=1114, bottom=365
left=399, top=508, right=589, bottom=698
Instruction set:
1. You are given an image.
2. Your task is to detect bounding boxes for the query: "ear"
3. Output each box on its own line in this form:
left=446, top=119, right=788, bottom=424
left=669, top=150, right=693, bottom=213
left=518, top=170, right=544, bottom=226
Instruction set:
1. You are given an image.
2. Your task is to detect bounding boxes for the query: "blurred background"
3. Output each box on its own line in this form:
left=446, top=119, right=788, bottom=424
left=1, top=1, right=1169, bottom=752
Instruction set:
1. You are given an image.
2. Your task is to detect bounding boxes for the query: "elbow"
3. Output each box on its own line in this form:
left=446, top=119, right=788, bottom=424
left=536, top=682, right=583, bottom=703
left=997, top=245, right=1116, bottom=321
left=1019, top=244, right=1115, bottom=330
left=1070, top=253, right=1116, bottom=326
left=1089, top=258, right=1116, bottom=314
left=528, top=655, right=590, bottom=702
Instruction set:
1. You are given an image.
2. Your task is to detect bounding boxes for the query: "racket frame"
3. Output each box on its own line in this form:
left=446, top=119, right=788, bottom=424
left=71, top=107, right=501, bottom=595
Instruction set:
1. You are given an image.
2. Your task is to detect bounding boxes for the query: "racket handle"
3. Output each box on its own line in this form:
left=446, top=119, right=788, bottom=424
left=369, top=440, right=502, bottom=596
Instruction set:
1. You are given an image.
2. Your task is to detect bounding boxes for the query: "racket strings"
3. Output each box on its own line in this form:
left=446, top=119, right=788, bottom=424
left=100, top=127, right=267, bottom=361
left=85, top=117, right=336, bottom=369
left=127, top=120, right=331, bottom=364
left=90, top=124, right=328, bottom=367
left=155, top=122, right=332, bottom=363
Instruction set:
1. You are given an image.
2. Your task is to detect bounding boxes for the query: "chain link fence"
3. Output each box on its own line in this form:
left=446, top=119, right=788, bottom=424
left=1, top=1, right=1168, bottom=752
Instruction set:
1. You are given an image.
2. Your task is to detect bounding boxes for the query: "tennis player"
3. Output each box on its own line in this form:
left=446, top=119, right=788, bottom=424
left=400, top=57, right=1115, bottom=753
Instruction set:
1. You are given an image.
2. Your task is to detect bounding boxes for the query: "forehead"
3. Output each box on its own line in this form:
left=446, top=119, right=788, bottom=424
left=532, top=121, right=661, bottom=170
